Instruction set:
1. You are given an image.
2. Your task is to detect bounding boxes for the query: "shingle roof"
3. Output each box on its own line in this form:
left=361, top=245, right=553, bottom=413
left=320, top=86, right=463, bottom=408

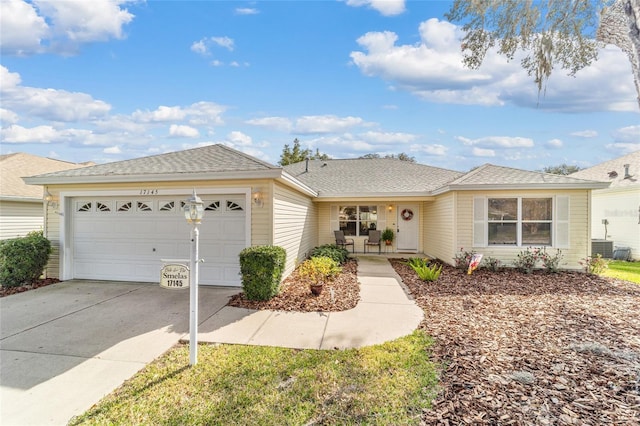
left=0, top=153, right=91, bottom=200
left=284, top=158, right=463, bottom=196
left=26, top=144, right=281, bottom=183
left=440, top=163, right=610, bottom=191
left=570, top=150, right=640, bottom=189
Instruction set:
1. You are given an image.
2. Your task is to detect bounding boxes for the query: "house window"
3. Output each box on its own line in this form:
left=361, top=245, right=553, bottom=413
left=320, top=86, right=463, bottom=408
left=339, top=205, right=377, bottom=236
left=486, top=197, right=552, bottom=246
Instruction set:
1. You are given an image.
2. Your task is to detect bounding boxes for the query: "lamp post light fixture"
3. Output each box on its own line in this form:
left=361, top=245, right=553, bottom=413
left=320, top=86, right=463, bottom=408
left=184, top=189, right=204, bottom=366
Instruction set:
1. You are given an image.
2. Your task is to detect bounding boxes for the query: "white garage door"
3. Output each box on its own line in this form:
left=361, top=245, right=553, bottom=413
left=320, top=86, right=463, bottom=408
left=72, top=195, right=247, bottom=286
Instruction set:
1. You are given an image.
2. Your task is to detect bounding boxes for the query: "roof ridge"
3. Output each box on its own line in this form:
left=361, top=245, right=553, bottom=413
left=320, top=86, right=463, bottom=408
left=216, top=144, right=280, bottom=169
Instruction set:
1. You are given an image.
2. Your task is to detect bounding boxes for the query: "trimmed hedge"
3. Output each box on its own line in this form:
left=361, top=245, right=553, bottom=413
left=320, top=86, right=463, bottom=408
left=310, top=244, right=349, bottom=265
left=239, top=245, right=287, bottom=301
left=0, top=231, right=52, bottom=288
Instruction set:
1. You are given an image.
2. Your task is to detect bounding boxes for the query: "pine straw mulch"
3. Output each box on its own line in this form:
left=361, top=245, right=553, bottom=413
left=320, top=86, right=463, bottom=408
left=0, top=278, right=61, bottom=298
left=228, top=259, right=359, bottom=312
left=389, top=259, right=640, bottom=426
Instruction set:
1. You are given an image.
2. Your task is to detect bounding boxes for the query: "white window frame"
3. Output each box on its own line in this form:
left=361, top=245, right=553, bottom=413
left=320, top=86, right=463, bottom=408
left=473, top=195, right=569, bottom=248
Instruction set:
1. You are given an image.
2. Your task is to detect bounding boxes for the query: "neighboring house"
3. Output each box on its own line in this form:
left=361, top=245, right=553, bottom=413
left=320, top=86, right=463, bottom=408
left=571, top=150, right=640, bottom=260
left=0, top=153, right=92, bottom=240
left=25, top=144, right=609, bottom=287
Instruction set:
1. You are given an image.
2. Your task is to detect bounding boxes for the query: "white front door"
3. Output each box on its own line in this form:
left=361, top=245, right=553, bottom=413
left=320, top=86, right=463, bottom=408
left=396, top=204, right=419, bottom=252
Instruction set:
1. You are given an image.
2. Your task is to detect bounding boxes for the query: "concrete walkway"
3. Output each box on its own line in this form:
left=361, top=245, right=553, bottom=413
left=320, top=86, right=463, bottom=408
left=194, top=255, right=424, bottom=349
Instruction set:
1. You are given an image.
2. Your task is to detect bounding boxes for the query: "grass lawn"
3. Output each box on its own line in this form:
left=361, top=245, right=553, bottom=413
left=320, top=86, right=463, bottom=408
left=601, top=260, right=640, bottom=284
left=69, top=331, right=438, bottom=426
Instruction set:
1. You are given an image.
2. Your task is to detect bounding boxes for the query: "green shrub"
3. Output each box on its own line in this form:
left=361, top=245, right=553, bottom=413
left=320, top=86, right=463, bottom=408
left=297, top=256, right=341, bottom=285
left=404, top=257, right=442, bottom=282
left=453, top=248, right=476, bottom=271
left=580, top=254, right=608, bottom=275
left=0, top=231, right=52, bottom=288
left=310, top=244, right=349, bottom=264
left=535, top=247, right=564, bottom=273
left=481, top=256, right=502, bottom=272
left=513, top=247, right=538, bottom=274
left=239, top=246, right=286, bottom=301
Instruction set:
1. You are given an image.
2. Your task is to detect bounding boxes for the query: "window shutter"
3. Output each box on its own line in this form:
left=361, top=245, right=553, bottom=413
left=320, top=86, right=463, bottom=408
left=377, top=205, right=386, bottom=233
left=330, top=205, right=339, bottom=234
left=555, top=196, right=569, bottom=248
left=473, top=197, right=486, bottom=247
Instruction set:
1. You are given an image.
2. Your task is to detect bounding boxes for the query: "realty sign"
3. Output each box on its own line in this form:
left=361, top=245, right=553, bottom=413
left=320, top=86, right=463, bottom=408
left=160, top=263, right=189, bottom=289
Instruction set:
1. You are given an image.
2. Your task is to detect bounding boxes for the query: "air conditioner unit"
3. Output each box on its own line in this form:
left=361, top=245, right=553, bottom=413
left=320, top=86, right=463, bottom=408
left=591, top=239, right=614, bottom=258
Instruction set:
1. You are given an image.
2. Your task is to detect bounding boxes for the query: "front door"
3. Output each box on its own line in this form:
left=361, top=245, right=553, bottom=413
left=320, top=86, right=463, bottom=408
left=396, top=204, right=419, bottom=252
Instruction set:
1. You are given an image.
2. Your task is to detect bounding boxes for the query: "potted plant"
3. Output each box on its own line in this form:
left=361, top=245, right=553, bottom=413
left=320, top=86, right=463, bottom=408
left=297, top=256, right=341, bottom=296
left=382, top=228, right=394, bottom=246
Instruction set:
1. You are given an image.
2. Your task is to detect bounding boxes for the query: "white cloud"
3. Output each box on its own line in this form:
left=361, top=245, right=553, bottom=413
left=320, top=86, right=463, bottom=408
left=350, top=19, right=637, bottom=112
left=0, top=108, right=19, bottom=124
left=472, top=147, right=495, bottom=157
left=133, top=106, right=186, bottom=123
left=169, top=124, right=199, bottom=138
left=211, top=36, right=234, bottom=51
left=0, top=0, right=49, bottom=55
left=1, top=0, right=135, bottom=55
left=1, top=65, right=111, bottom=122
left=227, top=131, right=253, bottom=146
left=1, top=124, right=56, bottom=143
left=132, top=102, right=225, bottom=126
left=295, top=115, right=365, bottom=134
left=235, top=7, right=259, bottom=15
left=410, top=144, right=448, bottom=156
left=345, top=0, right=405, bottom=16
left=612, top=125, right=640, bottom=143
left=570, top=130, right=598, bottom=138
left=103, top=145, right=122, bottom=154
left=605, top=142, right=640, bottom=153
left=457, top=135, right=534, bottom=148
left=210, top=60, right=223, bottom=67
left=190, top=40, right=207, bottom=55
left=246, top=116, right=293, bottom=132
left=191, top=36, right=234, bottom=56
left=360, top=131, right=416, bottom=144
left=546, top=139, right=563, bottom=148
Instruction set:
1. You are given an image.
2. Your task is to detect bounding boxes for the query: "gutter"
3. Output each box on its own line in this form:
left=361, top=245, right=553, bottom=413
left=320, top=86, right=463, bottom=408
left=24, top=169, right=285, bottom=185
left=431, top=182, right=611, bottom=195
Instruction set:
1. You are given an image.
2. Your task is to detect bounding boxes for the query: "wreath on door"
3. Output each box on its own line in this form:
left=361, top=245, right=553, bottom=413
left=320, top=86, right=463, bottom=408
left=401, top=209, right=414, bottom=221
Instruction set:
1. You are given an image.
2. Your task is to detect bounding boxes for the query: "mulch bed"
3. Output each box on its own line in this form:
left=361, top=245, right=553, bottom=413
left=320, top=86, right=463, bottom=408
left=228, top=259, right=359, bottom=312
left=389, top=259, right=640, bottom=425
left=0, top=278, right=61, bottom=297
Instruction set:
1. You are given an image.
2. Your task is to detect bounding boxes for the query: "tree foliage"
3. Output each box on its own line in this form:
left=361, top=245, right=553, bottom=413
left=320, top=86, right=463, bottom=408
left=446, top=0, right=640, bottom=107
left=359, top=152, right=416, bottom=162
left=278, top=139, right=330, bottom=166
left=542, top=163, right=582, bottom=175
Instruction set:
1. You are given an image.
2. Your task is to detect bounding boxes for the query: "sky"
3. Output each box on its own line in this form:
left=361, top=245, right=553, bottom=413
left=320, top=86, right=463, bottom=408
left=1, top=0, right=639, bottom=173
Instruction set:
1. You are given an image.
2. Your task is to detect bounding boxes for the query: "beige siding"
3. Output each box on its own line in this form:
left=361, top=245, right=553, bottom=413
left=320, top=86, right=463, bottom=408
left=455, top=190, right=590, bottom=270
left=43, top=180, right=274, bottom=280
left=423, top=193, right=455, bottom=262
left=43, top=202, right=62, bottom=279
left=272, top=182, right=318, bottom=277
left=0, top=201, right=44, bottom=240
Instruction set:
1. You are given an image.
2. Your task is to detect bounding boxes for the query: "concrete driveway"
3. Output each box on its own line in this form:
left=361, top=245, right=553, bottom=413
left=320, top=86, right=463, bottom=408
left=0, top=280, right=238, bottom=425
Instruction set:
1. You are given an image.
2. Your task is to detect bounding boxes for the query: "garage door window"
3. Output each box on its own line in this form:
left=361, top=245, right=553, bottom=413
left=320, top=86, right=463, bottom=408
left=227, top=201, right=243, bottom=211
left=206, top=201, right=220, bottom=211
left=159, top=201, right=175, bottom=212
left=117, top=201, right=132, bottom=212
left=96, top=202, right=112, bottom=212
left=77, top=202, right=92, bottom=212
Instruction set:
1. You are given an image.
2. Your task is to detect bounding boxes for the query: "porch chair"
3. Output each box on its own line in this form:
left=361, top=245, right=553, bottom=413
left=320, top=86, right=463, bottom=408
left=364, top=230, right=382, bottom=254
left=334, top=230, right=355, bottom=253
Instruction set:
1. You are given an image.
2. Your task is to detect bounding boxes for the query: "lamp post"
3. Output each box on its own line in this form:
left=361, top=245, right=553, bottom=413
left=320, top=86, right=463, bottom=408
left=184, top=189, right=204, bottom=366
